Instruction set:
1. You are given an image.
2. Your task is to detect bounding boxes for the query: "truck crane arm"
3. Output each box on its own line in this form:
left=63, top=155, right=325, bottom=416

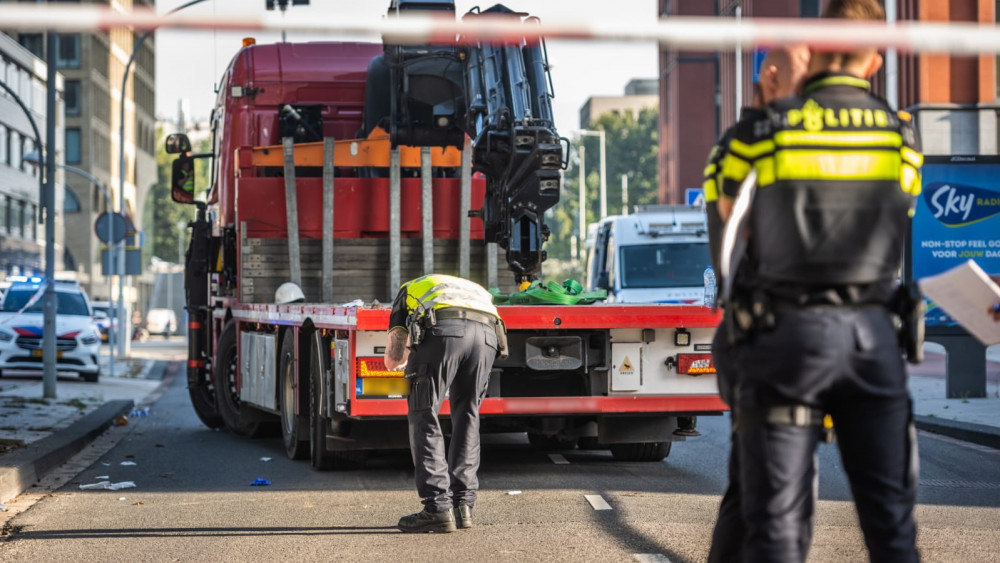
left=376, top=0, right=566, bottom=284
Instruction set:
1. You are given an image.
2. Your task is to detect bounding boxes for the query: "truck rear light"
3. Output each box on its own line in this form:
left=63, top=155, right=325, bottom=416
left=356, top=357, right=404, bottom=378
left=355, top=357, right=409, bottom=398
left=676, top=353, right=715, bottom=375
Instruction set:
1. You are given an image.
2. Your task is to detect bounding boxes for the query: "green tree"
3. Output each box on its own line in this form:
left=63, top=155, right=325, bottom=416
left=145, top=126, right=211, bottom=263
left=544, top=107, right=659, bottom=280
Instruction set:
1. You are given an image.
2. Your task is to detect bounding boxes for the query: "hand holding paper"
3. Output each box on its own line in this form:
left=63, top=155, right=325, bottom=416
left=919, top=260, right=1000, bottom=346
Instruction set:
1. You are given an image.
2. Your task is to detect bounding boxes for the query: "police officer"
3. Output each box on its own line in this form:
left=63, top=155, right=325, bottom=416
left=704, top=44, right=810, bottom=563
left=384, top=273, right=506, bottom=533
left=715, top=0, right=923, bottom=560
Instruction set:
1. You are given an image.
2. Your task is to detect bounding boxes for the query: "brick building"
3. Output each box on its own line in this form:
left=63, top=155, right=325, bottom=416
left=657, top=0, right=998, bottom=204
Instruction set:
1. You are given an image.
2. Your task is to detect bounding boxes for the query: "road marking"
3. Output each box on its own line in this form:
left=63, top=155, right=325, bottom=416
left=917, top=430, right=1000, bottom=454
left=633, top=555, right=672, bottom=563
left=584, top=494, right=612, bottom=510
left=919, top=479, right=1000, bottom=489
left=548, top=453, right=569, bottom=464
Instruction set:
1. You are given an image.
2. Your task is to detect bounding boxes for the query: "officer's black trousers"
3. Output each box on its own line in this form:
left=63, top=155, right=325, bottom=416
left=405, top=318, right=497, bottom=513
left=734, top=306, right=919, bottom=563
left=708, top=319, right=745, bottom=563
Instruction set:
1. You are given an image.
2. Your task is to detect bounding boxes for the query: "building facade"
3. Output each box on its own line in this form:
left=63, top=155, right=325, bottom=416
left=8, top=0, right=157, bottom=304
left=579, top=79, right=660, bottom=129
left=0, top=32, right=64, bottom=281
left=657, top=0, right=999, bottom=204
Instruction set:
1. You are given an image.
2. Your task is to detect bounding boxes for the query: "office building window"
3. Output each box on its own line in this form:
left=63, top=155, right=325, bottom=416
left=64, top=188, right=82, bottom=213
left=11, top=200, right=23, bottom=238
left=0, top=195, right=6, bottom=233
left=15, top=134, right=26, bottom=172
left=57, top=34, right=81, bottom=69
left=24, top=204, right=35, bottom=241
left=65, top=80, right=82, bottom=116
left=0, top=125, right=6, bottom=166
left=800, top=0, right=820, bottom=17
left=17, top=34, right=44, bottom=59
left=66, top=128, right=81, bottom=164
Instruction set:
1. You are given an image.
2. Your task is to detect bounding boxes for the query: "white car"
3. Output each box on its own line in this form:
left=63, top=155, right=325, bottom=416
left=145, top=308, right=178, bottom=337
left=0, top=277, right=102, bottom=382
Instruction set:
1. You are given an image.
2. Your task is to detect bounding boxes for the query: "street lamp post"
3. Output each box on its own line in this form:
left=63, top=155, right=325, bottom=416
left=577, top=144, right=586, bottom=262
left=0, top=78, right=54, bottom=398
left=577, top=129, right=608, bottom=220
left=23, top=151, right=116, bottom=380
left=116, top=0, right=211, bottom=360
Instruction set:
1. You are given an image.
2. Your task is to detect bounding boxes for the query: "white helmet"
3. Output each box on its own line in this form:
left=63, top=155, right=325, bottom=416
left=274, top=282, right=305, bottom=305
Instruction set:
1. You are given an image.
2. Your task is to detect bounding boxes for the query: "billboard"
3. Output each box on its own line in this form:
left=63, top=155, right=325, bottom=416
left=910, top=155, right=1000, bottom=330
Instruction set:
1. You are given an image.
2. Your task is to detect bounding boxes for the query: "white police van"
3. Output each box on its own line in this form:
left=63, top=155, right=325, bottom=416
left=586, top=205, right=711, bottom=304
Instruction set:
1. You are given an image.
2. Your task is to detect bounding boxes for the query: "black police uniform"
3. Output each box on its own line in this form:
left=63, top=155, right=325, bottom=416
left=388, top=275, right=502, bottom=523
left=702, top=108, right=765, bottom=563
left=717, top=72, right=923, bottom=563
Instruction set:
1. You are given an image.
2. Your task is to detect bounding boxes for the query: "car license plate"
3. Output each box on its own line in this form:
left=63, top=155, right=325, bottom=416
left=32, top=349, right=63, bottom=359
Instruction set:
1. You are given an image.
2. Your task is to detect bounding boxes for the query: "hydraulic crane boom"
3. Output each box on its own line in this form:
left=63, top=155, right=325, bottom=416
left=377, top=0, right=566, bottom=283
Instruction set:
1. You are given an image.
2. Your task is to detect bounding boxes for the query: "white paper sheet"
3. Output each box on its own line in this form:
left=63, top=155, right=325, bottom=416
left=918, top=260, right=1000, bottom=346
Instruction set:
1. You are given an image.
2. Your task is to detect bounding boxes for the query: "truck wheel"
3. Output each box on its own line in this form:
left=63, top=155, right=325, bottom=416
left=280, top=331, right=309, bottom=460
left=214, top=320, right=264, bottom=437
left=188, top=382, right=224, bottom=429
left=527, top=432, right=578, bottom=451
left=609, top=442, right=672, bottom=462
left=309, top=330, right=338, bottom=470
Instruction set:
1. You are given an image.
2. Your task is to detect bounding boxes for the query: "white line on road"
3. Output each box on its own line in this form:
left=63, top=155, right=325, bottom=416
left=584, top=494, right=612, bottom=510
left=633, top=554, right=673, bottom=563
left=548, top=453, right=569, bottom=464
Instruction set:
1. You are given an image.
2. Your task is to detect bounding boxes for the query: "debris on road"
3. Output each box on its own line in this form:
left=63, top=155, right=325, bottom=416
left=249, top=478, right=271, bottom=486
left=79, top=481, right=136, bottom=491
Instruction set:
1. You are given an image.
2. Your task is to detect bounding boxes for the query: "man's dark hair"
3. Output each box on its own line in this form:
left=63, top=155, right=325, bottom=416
left=818, top=0, right=884, bottom=67
left=822, top=0, right=884, bottom=22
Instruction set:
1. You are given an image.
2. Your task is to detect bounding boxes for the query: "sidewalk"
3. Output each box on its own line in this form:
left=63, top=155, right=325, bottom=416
left=907, top=343, right=1000, bottom=448
left=0, top=351, right=169, bottom=504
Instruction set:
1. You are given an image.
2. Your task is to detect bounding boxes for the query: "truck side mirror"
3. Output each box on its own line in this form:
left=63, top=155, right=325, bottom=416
left=171, top=156, right=196, bottom=204
left=165, top=133, right=192, bottom=154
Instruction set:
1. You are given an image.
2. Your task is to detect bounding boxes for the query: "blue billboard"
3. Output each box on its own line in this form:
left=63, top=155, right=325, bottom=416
left=911, top=155, right=1000, bottom=328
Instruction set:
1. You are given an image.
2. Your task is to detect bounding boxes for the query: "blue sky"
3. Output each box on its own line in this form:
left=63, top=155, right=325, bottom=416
left=155, top=0, right=659, bottom=134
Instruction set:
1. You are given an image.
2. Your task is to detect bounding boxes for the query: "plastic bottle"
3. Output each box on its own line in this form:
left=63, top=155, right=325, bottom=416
left=703, top=265, right=716, bottom=308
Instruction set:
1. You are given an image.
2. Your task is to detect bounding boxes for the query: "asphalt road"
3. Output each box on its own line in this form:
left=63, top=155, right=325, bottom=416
left=2, top=342, right=1000, bottom=561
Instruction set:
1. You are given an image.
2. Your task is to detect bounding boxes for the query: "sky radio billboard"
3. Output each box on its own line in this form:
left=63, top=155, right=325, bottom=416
left=911, top=155, right=1000, bottom=328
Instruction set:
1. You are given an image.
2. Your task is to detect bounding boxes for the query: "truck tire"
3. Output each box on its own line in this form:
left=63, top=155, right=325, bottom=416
left=188, top=382, right=224, bottom=429
left=309, top=330, right=338, bottom=470
left=527, top=432, right=578, bottom=451
left=609, top=442, right=672, bottom=462
left=214, top=320, right=265, bottom=437
left=280, top=330, right=309, bottom=460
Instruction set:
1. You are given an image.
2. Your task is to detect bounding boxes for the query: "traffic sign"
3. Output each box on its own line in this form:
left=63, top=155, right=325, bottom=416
left=94, top=212, right=129, bottom=244
left=685, top=188, right=704, bottom=207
